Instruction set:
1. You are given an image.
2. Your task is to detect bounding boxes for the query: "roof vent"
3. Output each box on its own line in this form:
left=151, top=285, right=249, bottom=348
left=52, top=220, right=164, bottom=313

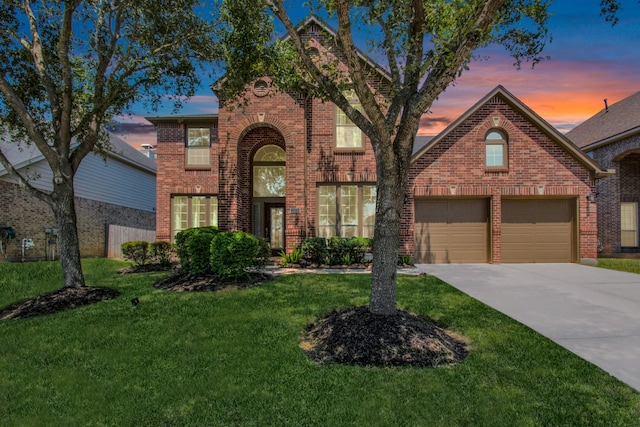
left=604, top=98, right=609, bottom=112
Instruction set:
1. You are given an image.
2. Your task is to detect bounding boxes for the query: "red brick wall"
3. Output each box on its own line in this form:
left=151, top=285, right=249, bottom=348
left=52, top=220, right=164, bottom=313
left=590, top=134, right=640, bottom=254
left=407, top=95, right=598, bottom=262
left=215, top=80, right=381, bottom=250
left=155, top=121, right=218, bottom=241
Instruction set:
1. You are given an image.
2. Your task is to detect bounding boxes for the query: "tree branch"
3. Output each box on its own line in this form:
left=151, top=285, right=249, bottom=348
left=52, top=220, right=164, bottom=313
left=21, top=0, right=60, bottom=131
left=0, top=72, right=59, bottom=168
left=333, top=0, right=387, bottom=140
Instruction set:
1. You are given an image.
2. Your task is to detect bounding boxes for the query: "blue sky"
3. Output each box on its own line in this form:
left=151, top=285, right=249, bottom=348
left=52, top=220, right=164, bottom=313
left=112, top=0, right=640, bottom=147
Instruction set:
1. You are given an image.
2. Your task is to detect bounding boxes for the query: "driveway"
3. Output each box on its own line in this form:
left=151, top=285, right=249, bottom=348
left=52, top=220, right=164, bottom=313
left=412, top=263, right=640, bottom=392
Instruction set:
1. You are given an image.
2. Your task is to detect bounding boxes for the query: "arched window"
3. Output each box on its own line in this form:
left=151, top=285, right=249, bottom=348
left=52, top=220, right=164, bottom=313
left=253, top=145, right=285, bottom=197
left=485, top=130, right=508, bottom=168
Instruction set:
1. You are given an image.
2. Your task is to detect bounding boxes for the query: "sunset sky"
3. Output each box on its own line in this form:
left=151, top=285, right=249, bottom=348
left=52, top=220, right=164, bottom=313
left=112, top=0, right=640, bottom=148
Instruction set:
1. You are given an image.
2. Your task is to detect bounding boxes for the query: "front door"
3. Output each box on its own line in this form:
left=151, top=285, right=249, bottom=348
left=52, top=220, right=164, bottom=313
left=265, top=203, right=285, bottom=254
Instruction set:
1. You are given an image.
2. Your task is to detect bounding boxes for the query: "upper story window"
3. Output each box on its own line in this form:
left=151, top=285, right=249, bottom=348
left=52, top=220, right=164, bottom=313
left=186, top=127, right=211, bottom=168
left=335, top=90, right=364, bottom=149
left=485, top=130, right=508, bottom=168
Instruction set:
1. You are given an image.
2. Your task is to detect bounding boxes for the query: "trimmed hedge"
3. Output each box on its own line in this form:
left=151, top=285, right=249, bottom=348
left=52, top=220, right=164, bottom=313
left=121, top=241, right=150, bottom=266
left=300, top=236, right=371, bottom=266
left=301, top=237, right=328, bottom=265
left=150, top=241, right=174, bottom=266
left=175, top=226, right=218, bottom=273
left=210, top=231, right=268, bottom=280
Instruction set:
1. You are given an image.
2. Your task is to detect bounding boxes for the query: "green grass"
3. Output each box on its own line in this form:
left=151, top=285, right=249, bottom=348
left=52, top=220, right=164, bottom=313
left=597, top=257, right=640, bottom=274
left=1, top=259, right=639, bottom=426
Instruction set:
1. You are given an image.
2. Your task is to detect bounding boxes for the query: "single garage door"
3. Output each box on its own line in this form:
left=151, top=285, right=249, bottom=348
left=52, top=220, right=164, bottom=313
left=414, top=199, right=489, bottom=263
left=502, top=199, right=576, bottom=263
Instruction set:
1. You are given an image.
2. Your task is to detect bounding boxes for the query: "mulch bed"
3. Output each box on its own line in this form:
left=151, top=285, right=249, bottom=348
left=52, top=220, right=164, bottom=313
left=153, top=271, right=274, bottom=292
left=118, top=263, right=177, bottom=274
left=301, top=306, right=469, bottom=368
left=2, top=266, right=469, bottom=369
left=0, top=286, right=120, bottom=321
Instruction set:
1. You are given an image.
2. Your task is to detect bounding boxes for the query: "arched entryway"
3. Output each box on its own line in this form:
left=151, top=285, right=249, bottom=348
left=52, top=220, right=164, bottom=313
left=252, top=144, right=286, bottom=252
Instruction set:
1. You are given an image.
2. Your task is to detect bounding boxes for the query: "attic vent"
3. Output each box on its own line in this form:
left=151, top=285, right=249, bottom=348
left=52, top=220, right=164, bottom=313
left=253, top=79, right=269, bottom=97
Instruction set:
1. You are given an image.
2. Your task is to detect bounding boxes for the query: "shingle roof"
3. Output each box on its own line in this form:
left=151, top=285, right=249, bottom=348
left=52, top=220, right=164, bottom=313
left=566, top=91, right=640, bottom=149
left=0, top=133, right=156, bottom=177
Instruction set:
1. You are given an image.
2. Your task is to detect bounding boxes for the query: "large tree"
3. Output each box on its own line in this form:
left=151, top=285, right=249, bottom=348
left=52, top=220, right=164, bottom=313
left=219, top=0, right=557, bottom=315
left=0, top=0, right=218, bottom=288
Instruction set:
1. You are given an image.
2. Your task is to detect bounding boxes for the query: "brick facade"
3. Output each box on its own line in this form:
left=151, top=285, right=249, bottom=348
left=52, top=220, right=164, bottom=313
left=406, top=93, right=599, bottom=262
left=588, top=134, right=640, bottom=255
left=0, top=180, right=155, bottom=261
left=151, top=17, right=604, bottom=263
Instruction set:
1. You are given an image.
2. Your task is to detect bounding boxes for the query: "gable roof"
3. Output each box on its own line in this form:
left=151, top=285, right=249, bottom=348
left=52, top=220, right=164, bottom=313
left=211, top=14, right=392, bottom=94
left=292, top=15, right=392, bottom=81
left=565, top=91, right=640, bottom=151
left=0, top=133, right=156, bottom=178
left=411, top=85, right=612, bottom=178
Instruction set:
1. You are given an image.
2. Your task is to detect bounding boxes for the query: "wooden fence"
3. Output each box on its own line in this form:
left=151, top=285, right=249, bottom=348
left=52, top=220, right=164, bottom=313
left=107, top=225, right=155, bottom=259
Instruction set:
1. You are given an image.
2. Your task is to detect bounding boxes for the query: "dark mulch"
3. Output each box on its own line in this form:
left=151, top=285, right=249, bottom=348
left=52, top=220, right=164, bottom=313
left=301, top=306, right=469, bottom=368
left=153, top=271, right=274, bottom=292
left=118, top=263, right=177, bottom=274
left=0, top=286, right=120, bottom=321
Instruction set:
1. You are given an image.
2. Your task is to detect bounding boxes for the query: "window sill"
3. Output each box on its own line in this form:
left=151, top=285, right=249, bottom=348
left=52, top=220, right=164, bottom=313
left=185, top=166, right=212, bottom=171
left=485, top=167, right=509, bottom=173
left=333, top=147, right=366, bottom=154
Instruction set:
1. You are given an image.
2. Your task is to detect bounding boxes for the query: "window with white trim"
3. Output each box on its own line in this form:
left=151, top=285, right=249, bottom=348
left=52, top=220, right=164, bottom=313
left=621, top=202, right=638, bottom=247
left=318, top=184, right=376, bottom=238
left=171, top=195, right=218, bottom=240
left=335, top=90, right=364, bottom=149
left=485, top=130, right=508, bottom=168
left=253, top=145, right=285, bottom=197
left=186, top=127, right=211, bottom=168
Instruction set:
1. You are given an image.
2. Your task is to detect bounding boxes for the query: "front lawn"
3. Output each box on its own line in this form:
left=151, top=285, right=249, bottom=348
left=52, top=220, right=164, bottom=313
left=1, top=259, right=638, bottom=426
left=597, top=257, right=640, bottom=274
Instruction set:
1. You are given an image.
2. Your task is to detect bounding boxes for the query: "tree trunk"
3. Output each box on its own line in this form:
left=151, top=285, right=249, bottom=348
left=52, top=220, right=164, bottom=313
left=50, top=180, right=85, bottom=288
left=369, top=148, right=405, bottom=315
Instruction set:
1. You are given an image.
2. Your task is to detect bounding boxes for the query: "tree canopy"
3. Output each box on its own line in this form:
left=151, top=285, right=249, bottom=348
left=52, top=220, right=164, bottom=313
left=0, top=0, right=219, bottom=287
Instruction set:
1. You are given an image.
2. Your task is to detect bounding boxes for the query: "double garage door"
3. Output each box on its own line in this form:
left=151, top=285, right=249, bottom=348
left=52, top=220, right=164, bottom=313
left=414, top=198, right=575, bottom=263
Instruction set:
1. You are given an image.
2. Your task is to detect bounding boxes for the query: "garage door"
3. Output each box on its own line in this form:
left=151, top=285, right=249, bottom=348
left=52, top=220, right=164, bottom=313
left=414, top=199, right=489, bottom=263
left=502, top=199, right=575, bottom=263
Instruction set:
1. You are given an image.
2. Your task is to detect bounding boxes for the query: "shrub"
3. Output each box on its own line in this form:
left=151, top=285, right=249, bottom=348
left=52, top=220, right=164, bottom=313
left=210, top=231, right=263, bottom=280
left=187, top=232, right=216, bottom=275
left=255, top=238, right=271, bottom=269
left=280, top=244, right=303, bottom=267
left=121, top=241, right=150, bottom=266
left=150, top=241, right=174, bottom=266
left=326, top=237, right=369, bottom=266
left=301, top=237, right=328, bottom=265
left=175, top=226, right=218, bottom=271
left=398, top=253, right=413, bottom=266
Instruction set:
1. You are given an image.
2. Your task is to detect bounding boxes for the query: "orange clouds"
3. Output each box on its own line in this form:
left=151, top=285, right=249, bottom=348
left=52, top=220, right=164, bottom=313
left=418, top=54, right=640, bottom=135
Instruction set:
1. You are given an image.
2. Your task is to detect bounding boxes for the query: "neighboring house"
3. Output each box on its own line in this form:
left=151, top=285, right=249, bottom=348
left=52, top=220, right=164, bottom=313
left=0, top=134, right=156, bottom=261
left=150, top=16, right=609, bottom=264
left=566, top=92, right=640, bottom=256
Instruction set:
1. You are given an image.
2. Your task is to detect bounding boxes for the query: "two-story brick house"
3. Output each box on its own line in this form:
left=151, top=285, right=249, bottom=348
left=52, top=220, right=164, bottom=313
left=567, top=91, right=640, bottom=256
left=149, top=16, right=610, bottom=264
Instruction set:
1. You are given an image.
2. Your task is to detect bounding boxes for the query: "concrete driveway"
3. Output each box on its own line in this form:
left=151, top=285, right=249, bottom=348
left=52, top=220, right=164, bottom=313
left=412, top=263, right=640, bottom=392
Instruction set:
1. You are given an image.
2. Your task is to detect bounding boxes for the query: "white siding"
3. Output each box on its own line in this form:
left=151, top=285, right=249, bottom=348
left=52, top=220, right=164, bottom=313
left=75, top=154, right=155, bottom=212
